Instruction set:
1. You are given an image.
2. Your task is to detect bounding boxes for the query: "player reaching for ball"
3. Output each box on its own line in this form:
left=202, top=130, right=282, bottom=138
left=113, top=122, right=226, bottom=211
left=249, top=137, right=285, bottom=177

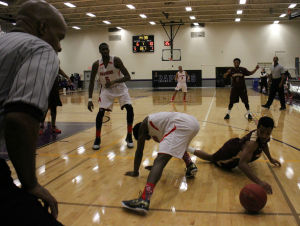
left=188, top=116, right=281, bottom=194
left=88, top=43, right=134, bottom=150
left=122, top=112, right=199, bottom=213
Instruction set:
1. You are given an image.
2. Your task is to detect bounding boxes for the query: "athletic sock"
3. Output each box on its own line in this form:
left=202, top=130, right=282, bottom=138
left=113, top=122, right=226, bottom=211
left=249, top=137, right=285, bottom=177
left=96, top=130, right=101, bottom=138
left=182, top=151, right=192, bottom=167
left=141, top=182, right=155, bottom=201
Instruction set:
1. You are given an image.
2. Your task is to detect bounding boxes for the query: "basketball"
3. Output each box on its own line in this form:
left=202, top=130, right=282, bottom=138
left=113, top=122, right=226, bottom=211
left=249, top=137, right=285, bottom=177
left=239, top=184, right=267, bottom=213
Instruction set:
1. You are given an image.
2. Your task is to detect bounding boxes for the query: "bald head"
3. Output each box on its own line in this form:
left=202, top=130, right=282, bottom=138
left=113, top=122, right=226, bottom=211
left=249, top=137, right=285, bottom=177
left=15, top=0, right=66, bottom=52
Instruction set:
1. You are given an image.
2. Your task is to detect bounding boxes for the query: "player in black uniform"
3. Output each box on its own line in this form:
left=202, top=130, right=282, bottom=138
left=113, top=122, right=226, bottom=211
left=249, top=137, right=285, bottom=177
left=188, top=116, right=281, bottom=194
left=224, top=58, right=259, bottom=120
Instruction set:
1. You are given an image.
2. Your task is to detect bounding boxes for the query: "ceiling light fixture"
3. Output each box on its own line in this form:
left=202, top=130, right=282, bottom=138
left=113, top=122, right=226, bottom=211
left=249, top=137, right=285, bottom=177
left=103, top=21, right=111, bottom=24
left=235, top=18, right=241, bottom=22
left=72, top=26, right=80, bottom=30
left=86, top=13, right=96, bottom=17
left=240, top=0, right=246, bottom=4
left=237, top=10, right=243, bottom=14
left=190, top=16, right=196, bottom=20
left=140, top=14, right=147, bottom=18
left=279, top=14, right=286, bottom=17
left=0, top=1, right=8, bottom=6
left=185, top=6, right=192, bottom=12
left=149, top=21, right=156, bottom=25
left=64, top=2, right=76, bottom=8
left=274, top=20, right=279, bottom=24
left=288, top=3, right=297, bottom=9
left=126, top=4, right=135, bottom=9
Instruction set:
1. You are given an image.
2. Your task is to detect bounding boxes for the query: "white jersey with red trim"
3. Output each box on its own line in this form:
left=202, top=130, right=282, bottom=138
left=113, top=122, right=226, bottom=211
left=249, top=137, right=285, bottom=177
left=177, top=71, right=187, bottom=83
left=97, top=56, right=126, bottom=89
left=148, top=112, right=194, bottom=142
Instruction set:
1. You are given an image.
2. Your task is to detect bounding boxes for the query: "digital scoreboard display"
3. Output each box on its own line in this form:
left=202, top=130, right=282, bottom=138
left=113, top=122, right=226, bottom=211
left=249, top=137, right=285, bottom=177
left=133, top=35, right=154, bottom=53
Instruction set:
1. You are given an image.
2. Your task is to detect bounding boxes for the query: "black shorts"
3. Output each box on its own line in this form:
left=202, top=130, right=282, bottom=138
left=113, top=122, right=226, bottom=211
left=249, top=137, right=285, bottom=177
left=230, top=87, right=248, bottom=104
left=48, top=78, right=62, bottom=108
left=212, top=138, right=241, bottom=170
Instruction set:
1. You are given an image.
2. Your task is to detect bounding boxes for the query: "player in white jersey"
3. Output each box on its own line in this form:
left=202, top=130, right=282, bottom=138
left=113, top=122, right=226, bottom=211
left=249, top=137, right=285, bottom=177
left=171, top=66, right=190, bottom=102
left=122, top=112, right=199, bottom=213
left=88, top=43, right=134, bottom=150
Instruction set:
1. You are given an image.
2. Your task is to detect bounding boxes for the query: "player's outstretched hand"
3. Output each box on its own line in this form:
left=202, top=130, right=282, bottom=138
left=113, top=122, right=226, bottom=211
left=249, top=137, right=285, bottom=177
left=270, top=158, right=281, bottom=167
left=145, top=165, right=153, bottom=171
left=27, top=183, right=58, bottom=218
left=259, top=181, right=272, bottom=194
left=125, top=171, right=139, bottom=177
left=88, top=101, right=94, bottom=112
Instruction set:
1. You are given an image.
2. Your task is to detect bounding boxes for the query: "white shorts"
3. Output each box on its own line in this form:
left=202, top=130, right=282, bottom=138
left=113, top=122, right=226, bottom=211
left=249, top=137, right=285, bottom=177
left=99, top=85, right=131, bottom=111
left=158, top=115, right=200, bottom=159
left=175, top=82, right=187, bottom=92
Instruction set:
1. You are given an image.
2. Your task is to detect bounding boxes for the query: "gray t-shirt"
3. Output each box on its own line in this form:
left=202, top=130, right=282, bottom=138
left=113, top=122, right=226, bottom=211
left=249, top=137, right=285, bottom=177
left=0, top=32, right=59, bottom=118
left=271, top=64, right=285, bottom=79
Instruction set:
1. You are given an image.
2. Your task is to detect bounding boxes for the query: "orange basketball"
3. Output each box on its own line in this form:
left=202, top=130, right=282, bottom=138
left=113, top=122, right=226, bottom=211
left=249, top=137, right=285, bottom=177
left=239, top=184, right=267, bottom=213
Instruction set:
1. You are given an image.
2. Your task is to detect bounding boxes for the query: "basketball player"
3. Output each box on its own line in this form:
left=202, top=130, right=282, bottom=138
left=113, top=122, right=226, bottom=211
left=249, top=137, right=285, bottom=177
left=260, top=68, right=268, bottom=93
left=88, top=43, right=134, bottom=150
left=188, top=116, right=281, bottom=194
left=171, top=66, right=190, bottom=102
left=0, top=1, right=66, bottom=224
left=122, top=112, right=199, bottom=213
left=224, top=58, right=259, bottom=120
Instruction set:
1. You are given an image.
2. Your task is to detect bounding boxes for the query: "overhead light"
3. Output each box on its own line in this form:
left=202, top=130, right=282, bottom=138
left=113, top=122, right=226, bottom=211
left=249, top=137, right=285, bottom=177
left=279, top=14, right=286, bottom=18
left=12, top=23, right=16, bottom=26
left=185, top=6, right=192, bottom=12
left=274, top=20, right=279, bottom=24
left=235, top=18, right=241, bottom=22
left=103, top=20, right=111, bottom=24
left=149, top=21, right=156, bottom=25
left=237, top=10, right=243, bottom=15
left=126, top=4, right=135, bottom=9
left=86, top=13, right=96, bottom=17
left=288, top=3, right=297, bottom=9
left=140, top=14, right=147, bottom=18
left=0, top=1, right=8, bottom=6
left=190, top=16, right=196, bottom=20
left=240, top=0, right=246, bottom=4
left=116, top=27, right=122, bottom=30
left=72, top=26, right=80, bottom=30
left=64, top=2, right=76, bottom=8
left=193, top=22, right=199, bottom=26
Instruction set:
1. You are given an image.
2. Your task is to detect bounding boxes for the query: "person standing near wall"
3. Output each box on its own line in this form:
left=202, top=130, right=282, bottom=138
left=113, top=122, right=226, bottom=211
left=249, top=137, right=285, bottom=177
left=224, top=58, right=259, bottom=120
left=260, top=68, right=268, bottom=93
left=262, top=56, right=286, bottom=110
left=170, top=66, right=190, bottom=102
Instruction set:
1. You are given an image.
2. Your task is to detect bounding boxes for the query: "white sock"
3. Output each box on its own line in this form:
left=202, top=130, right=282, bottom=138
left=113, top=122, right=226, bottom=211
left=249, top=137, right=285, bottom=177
left=247, top=110, right=251, bottom=115
left=227, top=110, right=231, bottom=115
left=187, top=147, right=196, bottom=154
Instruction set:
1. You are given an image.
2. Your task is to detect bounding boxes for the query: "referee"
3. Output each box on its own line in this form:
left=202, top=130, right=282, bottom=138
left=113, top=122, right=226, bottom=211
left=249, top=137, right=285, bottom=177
left=262, top=56, right=286, bottom=110
left=0, top=1, right=66, bottom=225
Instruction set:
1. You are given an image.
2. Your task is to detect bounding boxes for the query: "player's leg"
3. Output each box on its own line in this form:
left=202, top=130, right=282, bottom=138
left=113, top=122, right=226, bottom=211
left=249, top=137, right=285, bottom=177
left=241, top=89, right=252, bottom=120
left=50, top=105, right=61, bottom=134
left=182, top=83, right=187, bottom=102
left=93, top=108, right=105, bottom=150
left=120, top=92, right=134, bottom=148
left=121, top=104, right=134, bottom=148
left=188, top=148, right=214, bottom=161
left=224, top=88, right=236, bottom=120
left=278, top=84, right=286, bottom=110
left=171, top=90, right=178, bottom=102
left=262, top=79, right=277, bottom=108
left=122, top=153, right=172, bottom=213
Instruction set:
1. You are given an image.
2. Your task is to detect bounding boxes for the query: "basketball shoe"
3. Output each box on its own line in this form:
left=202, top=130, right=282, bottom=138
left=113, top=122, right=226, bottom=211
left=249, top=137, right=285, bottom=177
left=122, top=198, right=150, bottom=214
left=186, top=162, right=198, bottom=178
left=126, top=133, right=134, bottom=148
left=93, top=137, right=101, bottom=150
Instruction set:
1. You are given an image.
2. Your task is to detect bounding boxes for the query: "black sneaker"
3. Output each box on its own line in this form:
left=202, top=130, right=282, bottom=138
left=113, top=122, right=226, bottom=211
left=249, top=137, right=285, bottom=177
left=261, top=104, right=270, bottom=109
left=126, top=133, right=134, bottom=148
left=248, top=114, right=253, bottom=120
left=186, top=162, right=198, bottom=178
left=92, top=137, right=101, bottom=150
left=279, top=106, right=286, bottom=111
left=224, top=114, right=230, bottom=120
left=122, top=198, right=150, bottom=214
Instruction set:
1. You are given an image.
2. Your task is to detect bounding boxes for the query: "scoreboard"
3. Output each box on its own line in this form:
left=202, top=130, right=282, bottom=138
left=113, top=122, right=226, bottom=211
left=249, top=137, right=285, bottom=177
left=133, top=35, right=154, bottom=53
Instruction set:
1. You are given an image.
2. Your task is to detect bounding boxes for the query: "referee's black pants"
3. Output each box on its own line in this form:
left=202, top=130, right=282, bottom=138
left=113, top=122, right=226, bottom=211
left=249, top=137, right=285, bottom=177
left=265, top=78, right=285, bottom=108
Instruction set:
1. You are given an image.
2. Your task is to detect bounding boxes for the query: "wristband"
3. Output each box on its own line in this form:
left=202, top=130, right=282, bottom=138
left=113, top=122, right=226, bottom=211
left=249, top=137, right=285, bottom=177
left=88, top=98, right=92, bottom=102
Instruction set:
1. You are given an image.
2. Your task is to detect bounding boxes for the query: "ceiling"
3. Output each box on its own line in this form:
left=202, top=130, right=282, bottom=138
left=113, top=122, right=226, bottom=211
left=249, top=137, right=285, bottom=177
left=0, top=0, right=300, bottom=30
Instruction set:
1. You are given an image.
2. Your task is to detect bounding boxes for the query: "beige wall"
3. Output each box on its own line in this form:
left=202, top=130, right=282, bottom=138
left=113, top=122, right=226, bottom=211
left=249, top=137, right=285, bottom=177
left=59, top=22, right=300, bottom=79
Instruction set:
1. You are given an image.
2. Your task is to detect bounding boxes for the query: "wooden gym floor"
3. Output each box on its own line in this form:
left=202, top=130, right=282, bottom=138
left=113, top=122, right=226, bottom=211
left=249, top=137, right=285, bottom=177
left=7, top=88, right=300, bottom=226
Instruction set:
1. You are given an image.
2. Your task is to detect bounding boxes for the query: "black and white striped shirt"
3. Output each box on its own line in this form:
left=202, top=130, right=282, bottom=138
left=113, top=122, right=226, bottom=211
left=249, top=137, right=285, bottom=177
left=0, top=32, right=59, bottom=119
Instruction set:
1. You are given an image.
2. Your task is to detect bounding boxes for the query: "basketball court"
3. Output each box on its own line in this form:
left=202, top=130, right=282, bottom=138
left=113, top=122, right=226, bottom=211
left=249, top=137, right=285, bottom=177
left=1, top=0, right=300, bottom=225
left=3, top=88, right=299, bottom=225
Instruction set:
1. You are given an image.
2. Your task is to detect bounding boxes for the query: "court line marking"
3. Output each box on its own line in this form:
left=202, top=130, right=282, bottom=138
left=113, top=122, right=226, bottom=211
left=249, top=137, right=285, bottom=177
left=202, top=90, right=216, bottom=127
left=57, top=201, right=294, bottom=216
